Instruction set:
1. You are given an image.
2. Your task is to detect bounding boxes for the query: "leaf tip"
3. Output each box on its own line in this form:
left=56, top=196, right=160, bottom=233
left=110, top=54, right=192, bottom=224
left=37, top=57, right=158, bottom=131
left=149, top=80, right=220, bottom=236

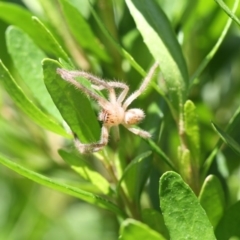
left=159, top=171, right=180, bottom=188
left=31, top=16, right=37, bottom=21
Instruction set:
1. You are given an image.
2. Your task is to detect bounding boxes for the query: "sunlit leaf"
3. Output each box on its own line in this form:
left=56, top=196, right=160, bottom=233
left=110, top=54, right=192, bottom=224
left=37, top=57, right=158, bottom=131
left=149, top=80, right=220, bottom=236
left=199, top=175, right=225, bottom=229
left=118, top=151, right=152, bottom=203
left=226, top=103, right=240, bottom=134
left=6, top=26, right=63, bottom=122
left=159, top=171, right=216, bottom=240
left=184, top=100, right=200, bottom=164
left=212, top=122, right=240, bottom=156
left=89, top=3, right=146, bottom=76
left=126, top=0, right=189, bottom=117
left=215, top=0, right=240, bottom=26
left=142, top=209, right=170, bottom=239
left=0, top=60, right=69, bottom=137
left=189, top=0, right=239, bottom=88
left=0, top=152, right=126, bottom=218
left=119, top=218, right=166, bottom=240
left=147, top=139, right=176, bottom=171
left=59, top=149, right=111, bottom=195
left=31, top=16, right=72, bottom=64
left=58, top=0, right=109, bottom=61
left=0, top=2, right=58, bottom=54
left=42, top=58, right=100, bottom=143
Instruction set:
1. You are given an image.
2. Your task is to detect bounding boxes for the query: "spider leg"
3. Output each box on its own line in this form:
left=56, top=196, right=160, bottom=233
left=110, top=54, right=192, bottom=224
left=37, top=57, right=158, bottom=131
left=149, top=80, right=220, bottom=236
left=74, top=125, right=110, bottom=153
left=93, top=82, right=129, bottom=104
left=112, top=82, right=129, bottom=104
left=57, top=68, right=130, bottom=104
left=123, top=125, right=151, bottom=139
left=57, top=68, right=118, bottom=103
left=58, top=69, right=109, bottom=88
left=65, top=71, right=128, bottom=96
left=57, top=68, right=109, bottom=108
left=123, top=62, right=158, bottom=109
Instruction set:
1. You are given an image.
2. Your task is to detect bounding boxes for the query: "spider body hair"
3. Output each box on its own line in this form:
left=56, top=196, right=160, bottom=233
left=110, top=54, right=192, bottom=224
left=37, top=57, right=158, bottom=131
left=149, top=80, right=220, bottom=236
left=57, top=62, right=158, bottom=153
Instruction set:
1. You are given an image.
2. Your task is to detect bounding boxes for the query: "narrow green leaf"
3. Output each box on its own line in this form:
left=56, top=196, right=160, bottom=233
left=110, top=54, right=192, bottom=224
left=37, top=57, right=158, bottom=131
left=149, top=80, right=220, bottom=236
left=89, top=3, right=145, bottom=76
left=6, top=26, right=63, bottom=122
left=226, top=103, right=240, bottom=134
left=0, top=2, right=58, bottom=55
left=42, top=58, right=100, bottom=143
left=59, top=149, right=110, bottom=195
left=147, top=139, right=176, bottom=171
left=159, top=171, right=216, bottom=240
left=89, top=3, right=170, bottom=109
left=0, top=152, right=126, bottom=218
left=189, top=0, right=239, bottom=89
left=211, top=122, right=240, bottom=156
left=31, top=16, right=72, bottom=64
left=119, top=218, right=166, bottom=240
left=203, top=93, right=240, bottom=177
left=201, top=147, right=219, bottom=181
left=142, top=209, right=170, bottom=239
left=58, top=0, right=109, bottom=61
left=215, top=201, right=240, bottom=240
left=125, top=0, right=189, bottom=115
left=68, top=0, right=93, bottom=18
left=184, top=100, right=200, bottom=164
left=0, top=60, right=69, bottom=137
left=215, top=0, right=240, bottom=26
left=117, top=151, right=152, bottom=203
left=89, top=3, right=181, bottom=109
left=199, top=175, right=225, bottom=229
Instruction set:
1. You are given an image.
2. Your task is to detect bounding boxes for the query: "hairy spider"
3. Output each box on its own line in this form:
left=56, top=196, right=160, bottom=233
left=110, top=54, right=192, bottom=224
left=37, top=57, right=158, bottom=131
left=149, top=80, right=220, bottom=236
left=57, top=62, right=158, bottom=153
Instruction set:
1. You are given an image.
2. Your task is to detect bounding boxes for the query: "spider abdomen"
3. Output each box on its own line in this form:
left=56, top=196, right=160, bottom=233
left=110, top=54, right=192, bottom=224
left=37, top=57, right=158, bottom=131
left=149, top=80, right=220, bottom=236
left=57, top=62, right=158, bottom=153
left=124, top=108, right=145, bottom=125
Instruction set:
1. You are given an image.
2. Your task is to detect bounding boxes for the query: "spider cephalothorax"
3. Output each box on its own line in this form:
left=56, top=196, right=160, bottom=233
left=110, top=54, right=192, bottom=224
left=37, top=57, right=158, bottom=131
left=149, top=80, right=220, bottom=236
left=57, top=62, right=158, bottom=153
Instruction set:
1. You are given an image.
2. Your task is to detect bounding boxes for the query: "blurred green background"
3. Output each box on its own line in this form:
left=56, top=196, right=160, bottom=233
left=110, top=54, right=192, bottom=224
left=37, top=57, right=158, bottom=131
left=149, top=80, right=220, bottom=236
left=0, top=0, right=240, bottom=239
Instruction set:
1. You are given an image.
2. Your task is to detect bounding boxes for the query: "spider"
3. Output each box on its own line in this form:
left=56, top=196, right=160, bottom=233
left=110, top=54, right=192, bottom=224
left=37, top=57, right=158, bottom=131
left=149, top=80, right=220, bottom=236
left=57, top=62, right=158, bottom=153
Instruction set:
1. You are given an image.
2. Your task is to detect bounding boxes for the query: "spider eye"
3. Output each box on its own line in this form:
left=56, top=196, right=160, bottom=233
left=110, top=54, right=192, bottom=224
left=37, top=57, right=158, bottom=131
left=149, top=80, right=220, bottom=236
left=124, top=108, right=145, bottom=125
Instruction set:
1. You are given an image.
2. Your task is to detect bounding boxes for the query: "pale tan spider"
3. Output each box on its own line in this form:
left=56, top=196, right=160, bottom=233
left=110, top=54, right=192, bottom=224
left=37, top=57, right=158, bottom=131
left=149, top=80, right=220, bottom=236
left=57, top=62, right=158, bottom=153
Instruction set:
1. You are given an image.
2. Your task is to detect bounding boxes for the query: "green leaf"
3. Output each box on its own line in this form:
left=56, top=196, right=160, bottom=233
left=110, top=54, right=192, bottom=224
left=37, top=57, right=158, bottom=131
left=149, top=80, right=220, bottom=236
left=211, top=122, right=240, bottom=156
left=184, top=100, right=200, bottom=164
left=125, top=0, right=189, bottom=116
left=199, top=175, right=225, bottom=229
left=202, top=87, right=240, bottom=174
left=0, top=2, right=58, bottom=55
left=59, top=149, right=111, bottom=195
left=89, top=4, right=146, bottom=76
left=42, top=58, right=100, bottom=143
left=117, top=151, right=152, bottom=203
left=0, top=152, right=126, bottom=218
left=226, top=102, right=240, bottom=134
left=189, top=0, right=239, bottom=89
left=58, top=0, right=109, bottom=61
left=0, top=60, right=69, bottom=137
left=6, top=26, right=63, bottom=122
left=147, top=139, right=176, bottom=171
left=159, top=171, right=216, bottom=240
left=178, top=147, right=191, bottom=184
left=201, top=147, right=219, bottom=181
left=215, top=201, right=240, bottom=240
left=31, top=16, right=72, bottom=64
left=89, top=4, right=170, bottom=107
left=142, top=209, right=170, bottom=239
left=215, top=0, right=240, bottom=26
left=119, top=218, right=166, bottom=240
